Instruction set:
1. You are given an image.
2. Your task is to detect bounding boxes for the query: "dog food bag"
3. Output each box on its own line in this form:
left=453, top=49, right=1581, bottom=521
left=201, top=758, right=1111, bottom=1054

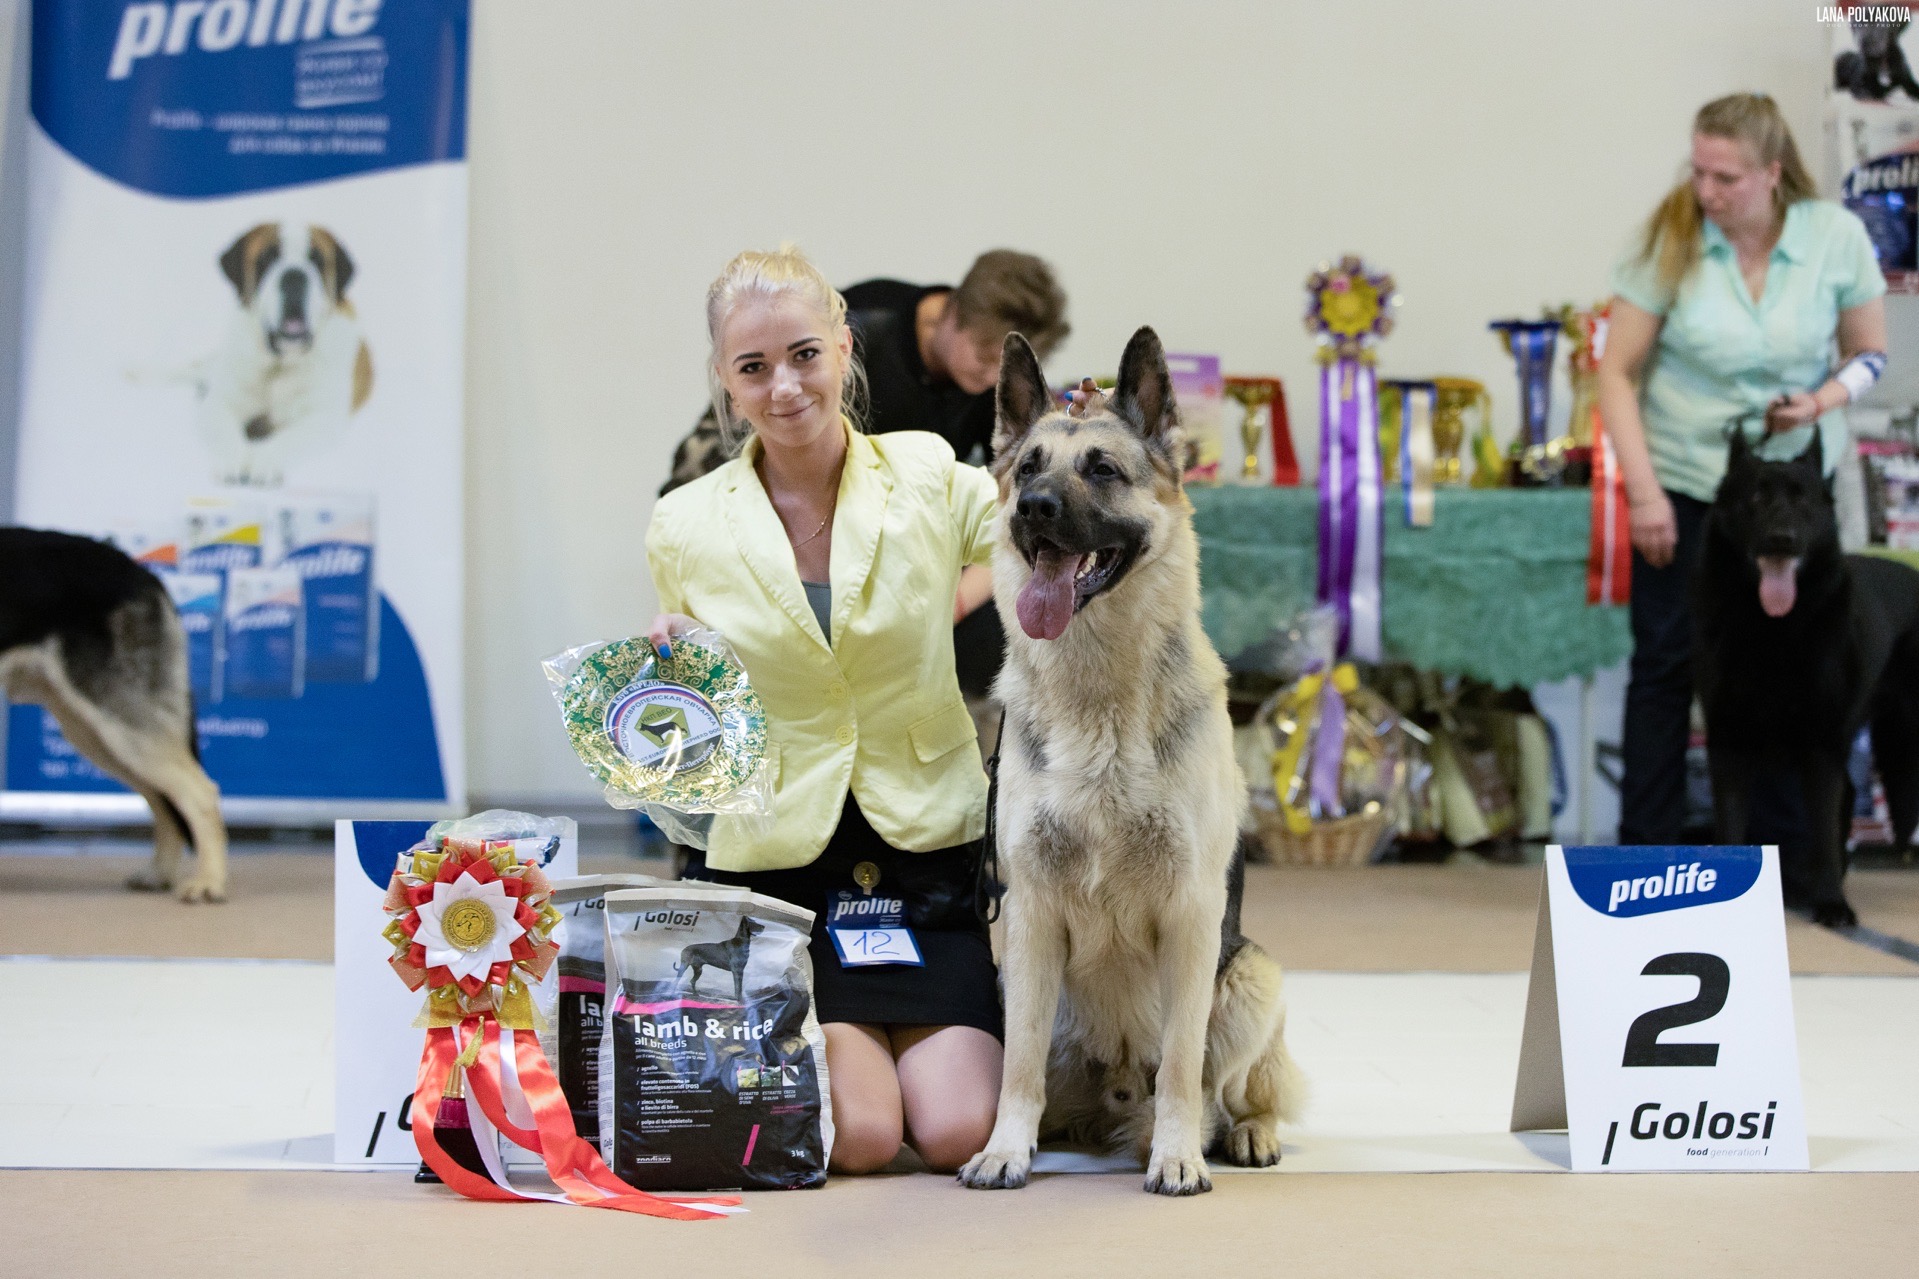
left=543, top=873, right=670, bottom=1141
left=222, top=565, right=305, bottom=700
left=278, top=492, right=379, bottom=685
left=600, top=885, right=832, bottom=1191
left=158, top=569, right=227, bottom=706
left=543, top=627, right=772, bottom=848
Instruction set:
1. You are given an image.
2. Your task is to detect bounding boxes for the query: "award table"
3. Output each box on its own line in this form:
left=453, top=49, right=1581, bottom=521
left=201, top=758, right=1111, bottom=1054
left=1189, top=485, right=1631, bottom=688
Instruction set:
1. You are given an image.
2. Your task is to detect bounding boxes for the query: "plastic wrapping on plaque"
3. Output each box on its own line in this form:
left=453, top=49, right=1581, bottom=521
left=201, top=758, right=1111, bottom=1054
left=543, top=628, right=771, bottom=847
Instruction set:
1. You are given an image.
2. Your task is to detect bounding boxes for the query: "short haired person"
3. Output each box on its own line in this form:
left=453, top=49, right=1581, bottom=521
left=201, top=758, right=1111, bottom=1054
left=644, top=246, right=1002, bottom=1174
left=660, top=251, right=1070, bottom=708
left=1597, top=93, right=1889, bottom=849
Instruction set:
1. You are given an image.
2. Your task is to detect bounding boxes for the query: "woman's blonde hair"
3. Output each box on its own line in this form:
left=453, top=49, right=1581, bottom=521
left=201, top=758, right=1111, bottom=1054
left=705, top=243, right=868, bottom=443
left=1637, top=93, right=1819, bottom=298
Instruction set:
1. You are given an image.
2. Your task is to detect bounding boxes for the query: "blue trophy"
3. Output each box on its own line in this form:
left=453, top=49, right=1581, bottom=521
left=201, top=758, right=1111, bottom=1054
left=1490, top=318, right=1565, bottom=486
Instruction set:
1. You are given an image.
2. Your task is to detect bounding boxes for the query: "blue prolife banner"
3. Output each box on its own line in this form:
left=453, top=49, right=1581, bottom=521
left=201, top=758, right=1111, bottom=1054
left=6, top=0, right=470, bottom=813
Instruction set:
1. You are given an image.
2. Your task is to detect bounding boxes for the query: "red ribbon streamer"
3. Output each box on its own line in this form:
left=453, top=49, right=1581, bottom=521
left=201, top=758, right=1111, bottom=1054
left=413, top=1020, right=739, bottom=1220
left=1587, top=402, right=1631, bottom=606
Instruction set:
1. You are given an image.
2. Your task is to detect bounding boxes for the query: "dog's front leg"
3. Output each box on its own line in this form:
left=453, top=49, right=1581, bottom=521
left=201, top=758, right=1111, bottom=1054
left=958, top=887, right=1066, bottom=1190
left=1708, top=745, right=1755, bottom=845
left=1144, top=901, right=1220, bottom=1196
left=1801, top=753, right=1858, bottom=928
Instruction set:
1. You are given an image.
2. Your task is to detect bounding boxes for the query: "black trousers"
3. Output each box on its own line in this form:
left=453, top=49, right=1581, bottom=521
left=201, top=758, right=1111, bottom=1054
left=1619, top=491, right=1807, bottom=848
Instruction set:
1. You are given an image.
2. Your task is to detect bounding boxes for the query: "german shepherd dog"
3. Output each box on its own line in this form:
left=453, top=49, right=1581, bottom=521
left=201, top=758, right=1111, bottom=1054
left=674, top=916, right=765, bottom=1002
left=1695, top=430, right=1919, bottom=927
left=959, top=328, right=1303, bottom=1197
left=0, top=529, right=228, bottom=901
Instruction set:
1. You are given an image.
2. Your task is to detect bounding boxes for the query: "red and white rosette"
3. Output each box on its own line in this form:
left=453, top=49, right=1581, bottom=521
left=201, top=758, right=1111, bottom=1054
left=383, top=834, right=740, bottom=1219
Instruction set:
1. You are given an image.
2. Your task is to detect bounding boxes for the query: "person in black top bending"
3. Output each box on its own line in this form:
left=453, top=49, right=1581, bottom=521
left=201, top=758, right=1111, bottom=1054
left=659, top=249, right=1070, bottom=703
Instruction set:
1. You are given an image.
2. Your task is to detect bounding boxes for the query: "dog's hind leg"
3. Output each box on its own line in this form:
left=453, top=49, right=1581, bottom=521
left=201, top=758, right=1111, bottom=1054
left=1209, top=943, right=1303, bottom=1167
left=144, top=749, right=227, bottom=903
left=125, top=785, right=186, bottom=893
left=958, top=887, right=1067, bottom=1190
left=1871, top=706, right=1919, bottom=861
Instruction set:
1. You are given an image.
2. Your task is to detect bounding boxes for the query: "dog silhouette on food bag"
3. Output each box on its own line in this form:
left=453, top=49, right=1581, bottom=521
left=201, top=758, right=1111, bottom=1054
left=675, top=917, right=765, bottom=1002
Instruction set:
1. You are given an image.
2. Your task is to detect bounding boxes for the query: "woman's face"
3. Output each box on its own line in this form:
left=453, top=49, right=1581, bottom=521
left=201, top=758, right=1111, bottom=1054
left=1691, top=133, right=1781, bottom=233
left=716, top=295, right=852, bottom=450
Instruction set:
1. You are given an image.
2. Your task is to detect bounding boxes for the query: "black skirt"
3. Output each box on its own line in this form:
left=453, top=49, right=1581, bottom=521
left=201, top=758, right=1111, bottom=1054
left=683, top=797, right=1002, bottom=1040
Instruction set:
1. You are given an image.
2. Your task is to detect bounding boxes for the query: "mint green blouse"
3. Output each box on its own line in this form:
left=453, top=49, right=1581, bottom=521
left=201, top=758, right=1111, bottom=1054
left=1610, top=199, right=1886, bottom=502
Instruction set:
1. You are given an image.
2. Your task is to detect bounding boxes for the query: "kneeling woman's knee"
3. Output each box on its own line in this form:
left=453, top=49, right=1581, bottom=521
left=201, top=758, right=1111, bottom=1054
left=829, top=1109, right=903, bottom=1175
left=912, top=1109, right=996, bottom=1173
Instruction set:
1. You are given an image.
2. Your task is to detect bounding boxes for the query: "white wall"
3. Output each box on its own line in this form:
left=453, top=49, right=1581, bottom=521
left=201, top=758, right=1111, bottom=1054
left=0, top=1, right=1842, bottom=807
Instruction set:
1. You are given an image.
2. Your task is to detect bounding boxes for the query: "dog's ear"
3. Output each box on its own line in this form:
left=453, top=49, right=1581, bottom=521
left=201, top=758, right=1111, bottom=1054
left=219, top=224, right=277, bottom=303
left=1795, top=424, right=1825, bottom=479
left=994, top=331, right=1052, bottom=457
left=310, top=227, right=354, bottom=301
left=1726, top=424, right=1757, bottom=479
left=1111, top=326, right=1178, bottom=443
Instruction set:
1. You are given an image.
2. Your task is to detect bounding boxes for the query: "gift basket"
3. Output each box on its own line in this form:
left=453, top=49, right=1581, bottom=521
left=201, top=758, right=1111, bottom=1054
left=1240, top=609, right=1412, bottom=865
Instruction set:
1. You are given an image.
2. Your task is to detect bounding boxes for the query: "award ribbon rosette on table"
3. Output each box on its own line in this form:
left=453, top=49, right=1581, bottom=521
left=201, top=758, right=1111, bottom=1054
left=1304, top=255, right=1398, bottom=660
left=381, top=831, right=739, bottom=1218
left=543, top=627, right=772, bottom=846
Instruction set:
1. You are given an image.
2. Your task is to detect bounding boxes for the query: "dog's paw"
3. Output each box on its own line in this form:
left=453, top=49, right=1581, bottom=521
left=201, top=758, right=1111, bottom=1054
left=125, top=868, right=173, bottom=893
left=1813, top=899, right=1858, bottom=929
left=956, top=1146, right=1032, bottom=1190
left=175, top=876, right=228, bottom=904
left=1223, top=1120, right=1281, bottom=1168
left=1143, top=1149, right=1212, bottom=1196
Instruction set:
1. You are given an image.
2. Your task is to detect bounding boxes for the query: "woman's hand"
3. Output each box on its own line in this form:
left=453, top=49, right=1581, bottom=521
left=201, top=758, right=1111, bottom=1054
left=1765, top=391, right=1823, bottom=434
left=1628, top=488, right=1678, bottom=569
left=1065, top=377, right=1106, bottom=418
left=645, top=612, right=700, bottom=658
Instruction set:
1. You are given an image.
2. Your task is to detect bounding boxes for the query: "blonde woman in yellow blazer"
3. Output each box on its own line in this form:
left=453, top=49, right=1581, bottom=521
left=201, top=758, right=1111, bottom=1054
left=646, top=246, right=1002, bottom=1177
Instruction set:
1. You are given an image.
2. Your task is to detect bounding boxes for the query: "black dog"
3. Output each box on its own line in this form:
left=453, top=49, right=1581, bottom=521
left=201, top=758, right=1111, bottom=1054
left=1694, top=431, right=1919, bottom=927
left=673, top=916, right=764, bottom=1002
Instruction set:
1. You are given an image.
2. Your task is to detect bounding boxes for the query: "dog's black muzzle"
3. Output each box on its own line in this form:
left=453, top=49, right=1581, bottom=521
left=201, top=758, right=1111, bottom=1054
left=1009, top=478, right=1146, bottom=610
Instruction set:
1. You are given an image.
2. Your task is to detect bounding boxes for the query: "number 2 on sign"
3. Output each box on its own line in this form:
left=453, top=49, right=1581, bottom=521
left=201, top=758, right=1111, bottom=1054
left=1622, top=952, right=1729, bottom=1068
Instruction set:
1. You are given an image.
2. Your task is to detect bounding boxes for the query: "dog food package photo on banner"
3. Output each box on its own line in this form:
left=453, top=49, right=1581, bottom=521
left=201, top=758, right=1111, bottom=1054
left=543, top=627, right=772, bottom=846
left=542, top=874, right=670, bottom=1142
left=600, top=886, right=833, bottom=1191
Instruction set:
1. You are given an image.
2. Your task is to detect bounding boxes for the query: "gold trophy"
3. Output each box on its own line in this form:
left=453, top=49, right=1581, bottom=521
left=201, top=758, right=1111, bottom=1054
left=1429, top=377, right=1490, bottom=485
left=1553, top=302, right=1606, bottom=448
left=1224, top=378, right=1278, bottom=483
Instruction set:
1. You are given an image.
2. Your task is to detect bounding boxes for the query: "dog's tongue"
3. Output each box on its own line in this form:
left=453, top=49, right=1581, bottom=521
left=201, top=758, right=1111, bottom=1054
left=1757, top=555, right=1800, bottom=618
left=1016, top=548, right=1086, bottom=641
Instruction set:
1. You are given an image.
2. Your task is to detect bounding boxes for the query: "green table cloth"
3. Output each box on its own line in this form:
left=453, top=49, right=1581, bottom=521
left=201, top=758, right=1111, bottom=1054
left=1188, top=486, right=1632, bottom=688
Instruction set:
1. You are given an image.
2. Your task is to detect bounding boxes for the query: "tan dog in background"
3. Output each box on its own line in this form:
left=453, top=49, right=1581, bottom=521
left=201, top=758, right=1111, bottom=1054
left=959, top=328, right=1302, bottom=1196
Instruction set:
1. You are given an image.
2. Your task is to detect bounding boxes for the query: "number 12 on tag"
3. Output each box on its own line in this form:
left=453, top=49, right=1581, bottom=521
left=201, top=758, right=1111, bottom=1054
left=1511, top=845, right=1808, bottom=1172
left=830, top=927, right=924, bottom=967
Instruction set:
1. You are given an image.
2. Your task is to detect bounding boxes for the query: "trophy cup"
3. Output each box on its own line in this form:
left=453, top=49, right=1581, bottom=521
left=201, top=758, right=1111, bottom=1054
left=1223, top=377, right=1277, bottom=484
left=1428, top=377, right=1490, bottom=485
left=1489, top=319, right=1564, bottom=486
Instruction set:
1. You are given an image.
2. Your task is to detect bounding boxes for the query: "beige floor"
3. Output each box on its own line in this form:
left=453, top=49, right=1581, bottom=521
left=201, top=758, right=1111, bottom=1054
left=6, top=845, right=1918, bottom=1277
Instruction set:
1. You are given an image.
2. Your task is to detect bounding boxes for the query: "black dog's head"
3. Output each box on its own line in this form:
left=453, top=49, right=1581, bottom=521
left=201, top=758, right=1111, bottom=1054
left=991, top=326, right=1185, bottom=641
left=1712, top=428, right=1835, bottom=618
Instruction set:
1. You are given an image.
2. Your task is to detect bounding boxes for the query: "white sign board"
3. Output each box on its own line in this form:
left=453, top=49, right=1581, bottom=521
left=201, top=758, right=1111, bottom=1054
left=332, top=818, right=576, bottom=1166
left=1511, top=845, right=1808, bottom=1172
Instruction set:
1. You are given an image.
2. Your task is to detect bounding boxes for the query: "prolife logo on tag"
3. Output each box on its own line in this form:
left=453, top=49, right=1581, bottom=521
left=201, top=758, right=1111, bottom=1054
left=825, top=890, right=923, bottom=968
left=605, top=681, right=722, bottom=772
left=1511, top=845, right=1808, bottom=1173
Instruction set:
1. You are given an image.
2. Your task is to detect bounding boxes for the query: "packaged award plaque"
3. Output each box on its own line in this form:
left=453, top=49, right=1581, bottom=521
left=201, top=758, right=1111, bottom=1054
left=543, top=628, right=771, bottom=845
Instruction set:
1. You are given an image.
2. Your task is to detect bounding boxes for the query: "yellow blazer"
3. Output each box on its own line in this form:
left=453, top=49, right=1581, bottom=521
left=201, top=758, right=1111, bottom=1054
left=646, top=422, right=998, bottom=872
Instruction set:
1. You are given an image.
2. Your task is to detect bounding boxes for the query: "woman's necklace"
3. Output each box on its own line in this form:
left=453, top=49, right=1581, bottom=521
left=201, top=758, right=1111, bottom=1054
left=788, top=512, right=830, bottom=548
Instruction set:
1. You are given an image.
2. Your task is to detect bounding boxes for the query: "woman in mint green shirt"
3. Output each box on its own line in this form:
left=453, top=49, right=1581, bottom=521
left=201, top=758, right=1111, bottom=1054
left=1595, top=93, right=1887, bottom=847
